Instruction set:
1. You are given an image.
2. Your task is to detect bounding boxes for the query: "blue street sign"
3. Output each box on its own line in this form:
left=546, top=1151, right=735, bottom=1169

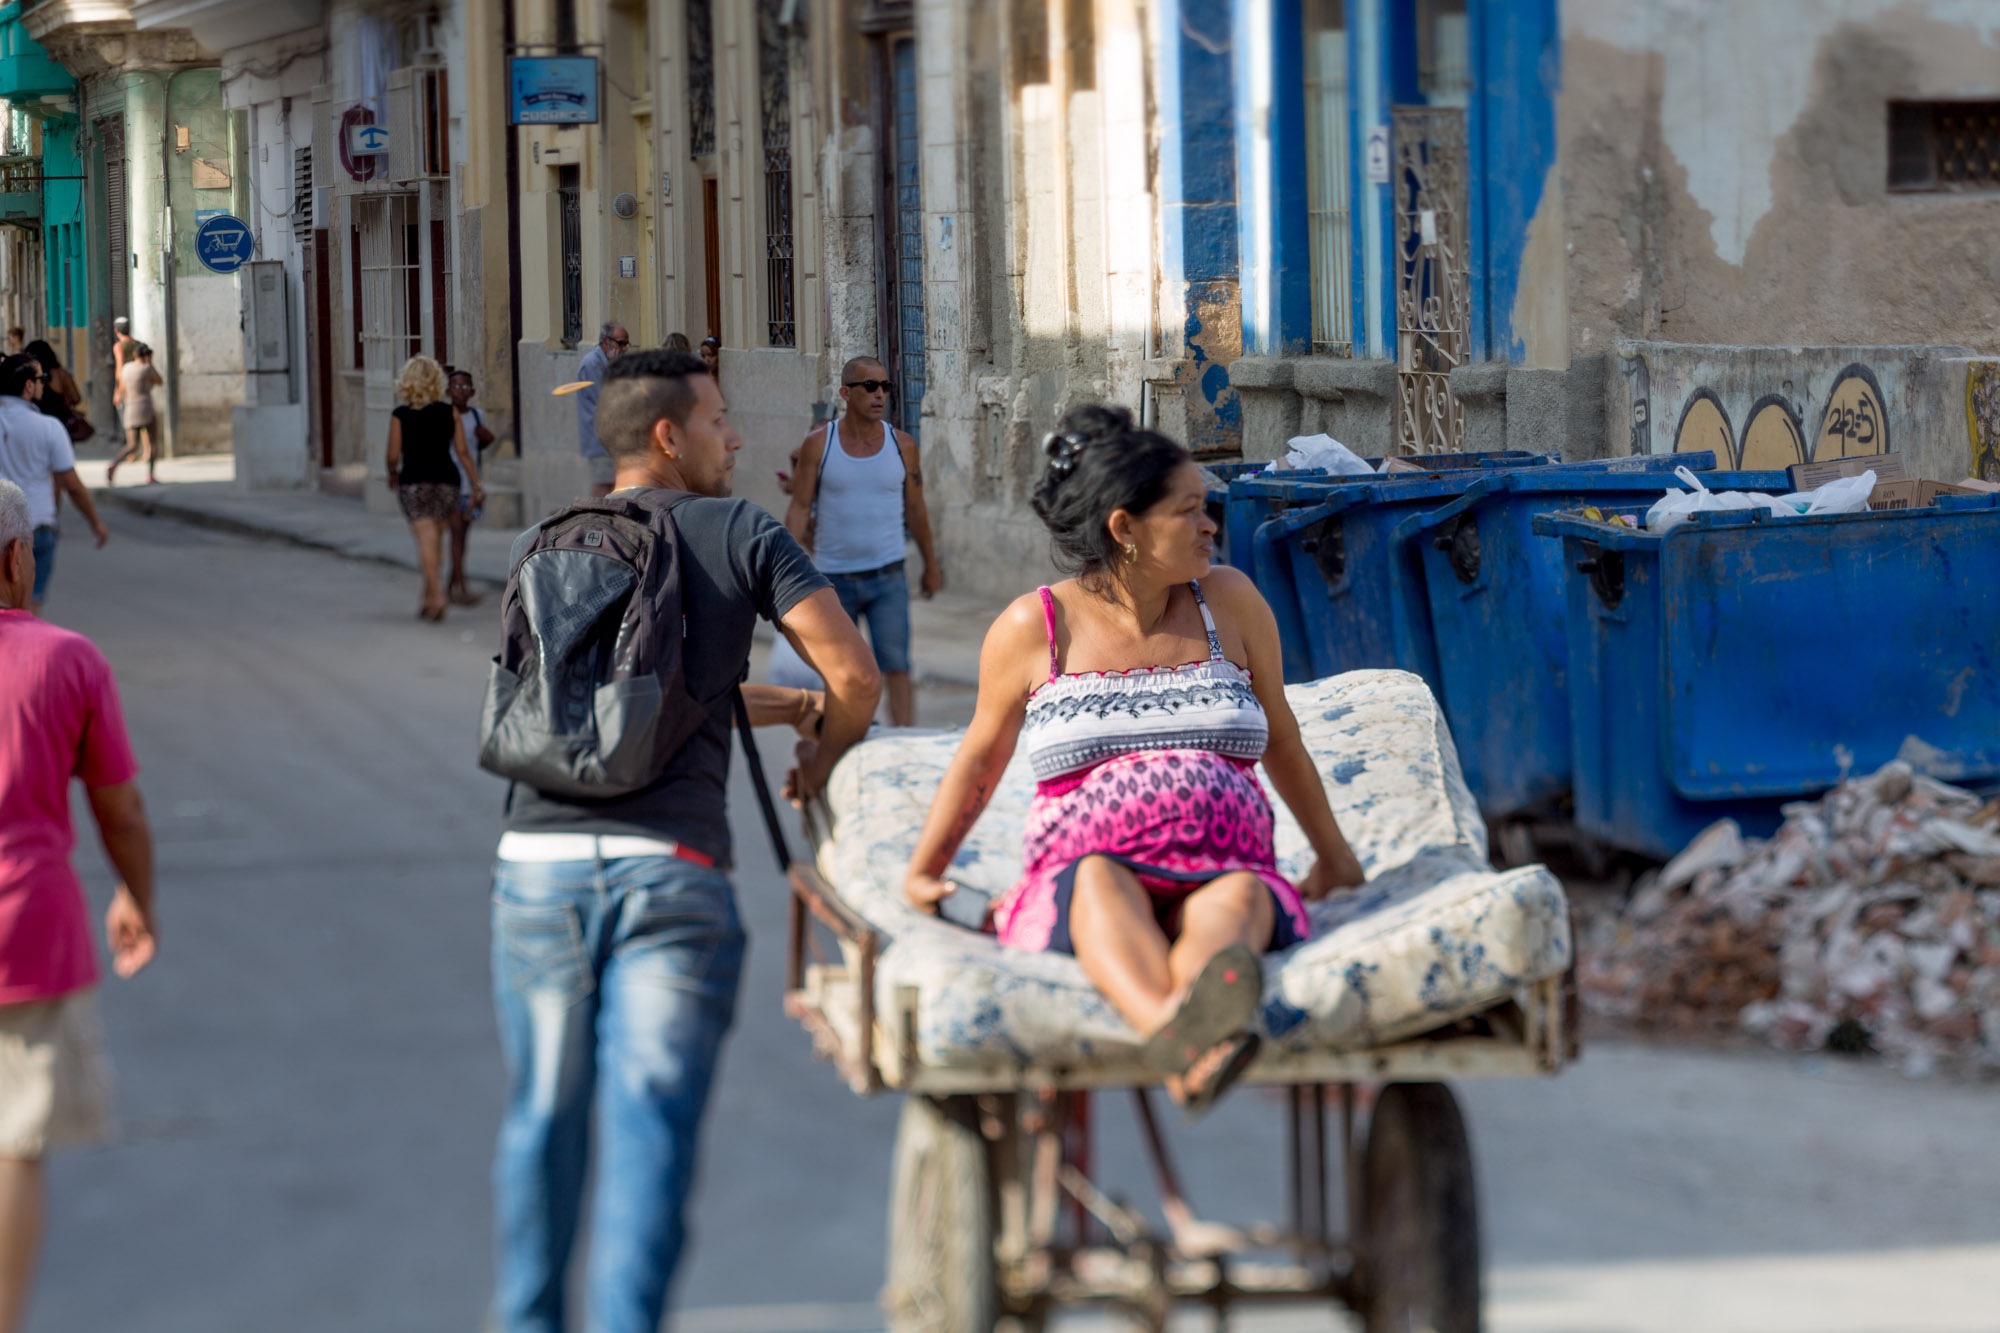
left=195, top=213, right=255, bottom=274
left=509, top=57, right=600, bottom=125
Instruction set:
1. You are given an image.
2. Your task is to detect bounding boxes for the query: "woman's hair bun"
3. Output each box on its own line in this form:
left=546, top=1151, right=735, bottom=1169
left=1030, top=403, right=1191, bottom=578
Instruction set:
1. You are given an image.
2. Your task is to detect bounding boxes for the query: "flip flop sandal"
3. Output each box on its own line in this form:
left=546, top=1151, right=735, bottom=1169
left=1178, top=1031, right=1262, bottom=1120
left=1138, top=944, right=1263, bottom=1075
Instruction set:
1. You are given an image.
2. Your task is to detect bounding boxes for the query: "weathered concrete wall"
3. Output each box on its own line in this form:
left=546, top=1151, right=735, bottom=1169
left=723, top=347, right=824, bottom=525
left=174, top=275, right=247, bottom=453
left=1607, top=342, right=1978, bottom=481
left=1561, top=1, right=2000, bottom=358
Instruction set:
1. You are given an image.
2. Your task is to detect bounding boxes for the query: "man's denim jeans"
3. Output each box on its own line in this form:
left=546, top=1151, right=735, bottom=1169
left=490, top=854, right=746, bottom=1333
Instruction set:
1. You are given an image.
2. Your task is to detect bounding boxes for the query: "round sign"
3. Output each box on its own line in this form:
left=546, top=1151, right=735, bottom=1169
left=194, top=213, right=255, bottom=274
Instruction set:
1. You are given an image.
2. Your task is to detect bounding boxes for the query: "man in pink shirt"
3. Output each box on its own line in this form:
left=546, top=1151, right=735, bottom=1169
left=0, top=478, right=156, bottom=1333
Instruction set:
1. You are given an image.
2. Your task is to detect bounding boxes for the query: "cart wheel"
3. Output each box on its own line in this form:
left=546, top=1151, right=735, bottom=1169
left=1360, top=1083, right=1481, bottom=1333
left=885, top=1095, right=998, bottom=1333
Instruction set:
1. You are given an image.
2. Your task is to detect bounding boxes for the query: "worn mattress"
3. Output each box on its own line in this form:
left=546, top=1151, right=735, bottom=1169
left=814, top=670, right=1571, bottom=1071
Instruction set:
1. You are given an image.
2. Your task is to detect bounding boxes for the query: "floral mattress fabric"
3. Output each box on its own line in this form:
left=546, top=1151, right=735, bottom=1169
left=813, top=670, right=1573, bottom=1071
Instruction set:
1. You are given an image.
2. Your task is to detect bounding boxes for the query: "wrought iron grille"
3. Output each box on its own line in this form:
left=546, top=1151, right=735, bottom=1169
left=1889, top=100, right=2000, bottom=191
left=687, top=0, right=716, bottom=158
left=1392, top=106, right=1468, bottom=453
left=759, top=0, right=795, bottom=348
left=558, top=165, right=582, bottom=346
left=1303, top=0, right=1351, bottom=352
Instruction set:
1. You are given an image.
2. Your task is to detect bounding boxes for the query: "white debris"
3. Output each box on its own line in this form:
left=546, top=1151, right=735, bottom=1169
left=1581, top=761, right=2000, bottom=1077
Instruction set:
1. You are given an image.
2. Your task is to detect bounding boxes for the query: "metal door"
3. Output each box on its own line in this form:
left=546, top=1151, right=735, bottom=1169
left=884, top=35, right=925, bottom=438
left=1392, top=106, right=1468, bottom=453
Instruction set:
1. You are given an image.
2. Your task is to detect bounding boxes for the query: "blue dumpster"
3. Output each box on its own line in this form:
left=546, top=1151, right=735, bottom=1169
left=1218, top=450, right=1554, bottom=573
left=1534, top=493, right=2000, bottom=859
left=1245, top=452, right=1729, bottom=687
left=1404, top=468, right=1793, bottom=819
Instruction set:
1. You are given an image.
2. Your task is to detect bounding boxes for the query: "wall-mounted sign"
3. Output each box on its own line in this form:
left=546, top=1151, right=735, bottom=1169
left=194, top=213, right=254, bottom=275
left=1366, top=126, right=1390, bottom=184
left=509, top=57, right=600, bottom=125
left=346, top=121, right=391, bottom=157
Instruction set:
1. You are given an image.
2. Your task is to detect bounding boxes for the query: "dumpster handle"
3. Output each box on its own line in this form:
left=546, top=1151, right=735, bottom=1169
left=1386, top=474, right=1510, bottom=550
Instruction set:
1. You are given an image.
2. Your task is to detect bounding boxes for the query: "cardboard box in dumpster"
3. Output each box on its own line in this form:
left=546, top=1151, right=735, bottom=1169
left=1868, top=479, right=1978, bottom=511
left=1378, top=456, right=1427, bottom=474
left=1789, top=452, right=1906, bottom=489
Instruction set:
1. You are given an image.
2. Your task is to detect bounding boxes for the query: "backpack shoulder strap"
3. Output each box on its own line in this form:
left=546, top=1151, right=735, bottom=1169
left=731, top=686, right=795, bottom=871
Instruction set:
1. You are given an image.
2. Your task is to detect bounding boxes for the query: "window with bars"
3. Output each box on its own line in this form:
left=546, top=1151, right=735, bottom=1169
left=1889, top=101, right=2000, bottom=192
left=758, top=0, right=796, bottom=348
left=687, top=0, right=716, bottom=158
left=1303, top=0, right=1351, bottom=353
left=558, top=165, right=583, bottom=347
left=355, top=194, right=423, bottom=375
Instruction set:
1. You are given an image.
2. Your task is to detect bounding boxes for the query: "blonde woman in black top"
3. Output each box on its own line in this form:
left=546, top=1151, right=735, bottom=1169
left=386, top=355, right=481, bottom=621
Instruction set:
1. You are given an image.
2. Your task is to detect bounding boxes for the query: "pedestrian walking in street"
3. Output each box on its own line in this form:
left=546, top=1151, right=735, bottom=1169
left=109, top=319, right=135, bottom=435
left=576, top=321, right=629, bottom=498
left=661, top=331, right=692, bottom=352
left=25, top=342, right=89, bottom=446
left=445, top=368, right=495, bottom=608
left=1, top=330, right=20, bottom=356
left=0, top=476, right=157, bottom=1333
left=0, top=355, right=107, bottom=612
left=485, top=348, right=880, bottom=1333
left=697, top=335, right=720, bottom=379
left=386, top=355, right=481, bottom=622
left=901, top=404, right=1365, bottom=1113
left=784, top=355, right=942, bottom=727
left=106, top=345, right=161, bottom=487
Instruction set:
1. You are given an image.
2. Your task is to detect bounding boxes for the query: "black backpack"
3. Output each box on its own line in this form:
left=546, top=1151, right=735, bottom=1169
left=477, top=489, right=716, bottom=799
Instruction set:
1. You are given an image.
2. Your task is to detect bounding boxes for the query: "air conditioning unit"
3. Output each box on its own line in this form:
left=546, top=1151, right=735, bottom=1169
left=387, top=66, right=449, bottom=183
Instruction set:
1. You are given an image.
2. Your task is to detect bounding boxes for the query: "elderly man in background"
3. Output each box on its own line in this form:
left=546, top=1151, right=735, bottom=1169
left=0, top=354, right=107, bottom=611
left=575, top=321, right=629, bottom=498
left=0, top=478, right=157, bottom=1333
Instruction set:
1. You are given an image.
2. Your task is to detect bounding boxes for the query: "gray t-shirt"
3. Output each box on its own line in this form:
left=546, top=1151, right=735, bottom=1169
left=505, top=496, right=830, bottom=864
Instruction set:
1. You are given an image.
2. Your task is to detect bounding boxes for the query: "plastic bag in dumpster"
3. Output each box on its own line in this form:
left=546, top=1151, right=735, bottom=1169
left=1580, top=761, right=2000, bottom=1077
left=1644, top=465, right=1874, bottom=532
left=1264, top=432, right=1374, bottom=477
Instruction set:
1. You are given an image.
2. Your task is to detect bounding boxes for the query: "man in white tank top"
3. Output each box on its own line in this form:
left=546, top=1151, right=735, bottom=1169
left=785, top=355, right=942, bottom=726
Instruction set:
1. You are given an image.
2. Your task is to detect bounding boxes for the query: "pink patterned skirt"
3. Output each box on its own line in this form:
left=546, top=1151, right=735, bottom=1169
left=990, top=749, right=1313, bottom=953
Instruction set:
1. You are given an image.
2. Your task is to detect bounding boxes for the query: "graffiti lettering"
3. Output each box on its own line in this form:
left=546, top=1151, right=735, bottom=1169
left=1814, top=366, right=1891, bottom=461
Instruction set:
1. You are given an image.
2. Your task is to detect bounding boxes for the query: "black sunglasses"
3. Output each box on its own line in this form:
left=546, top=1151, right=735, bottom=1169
left=844, top=379, right=893, bottom=393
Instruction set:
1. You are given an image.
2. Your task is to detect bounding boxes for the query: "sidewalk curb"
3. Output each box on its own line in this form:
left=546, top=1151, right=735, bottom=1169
left=99, top=487, right=511, bottom=589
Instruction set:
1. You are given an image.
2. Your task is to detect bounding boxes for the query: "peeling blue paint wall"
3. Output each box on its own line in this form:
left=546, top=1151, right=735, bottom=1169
left=1157, top=0, right=1243, bottom=447
left=1471, top=0, right=1560, bottom=362
left=1236, top=0, right=1312, bottom=357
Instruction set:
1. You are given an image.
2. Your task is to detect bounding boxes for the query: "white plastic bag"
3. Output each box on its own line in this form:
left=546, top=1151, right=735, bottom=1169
left=1644, top=466, right=1794, bottom=532
left=1800, top=470, right=1876, bottom=515
left=1265, top=432, right=1374, bottom=477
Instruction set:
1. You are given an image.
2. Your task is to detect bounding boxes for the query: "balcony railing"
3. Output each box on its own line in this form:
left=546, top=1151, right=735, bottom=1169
left=0, top=152, right=40, bottom=226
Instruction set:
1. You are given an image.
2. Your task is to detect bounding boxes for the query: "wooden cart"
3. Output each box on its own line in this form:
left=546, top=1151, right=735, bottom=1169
left=785, top=859, right=1578, bottom=1333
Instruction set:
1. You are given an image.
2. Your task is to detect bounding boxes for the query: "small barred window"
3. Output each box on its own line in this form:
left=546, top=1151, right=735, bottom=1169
left=1888, top=100, right=2000, bottom=192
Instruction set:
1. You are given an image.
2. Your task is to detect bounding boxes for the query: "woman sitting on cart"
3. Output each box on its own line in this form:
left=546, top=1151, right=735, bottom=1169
left=904, top=405, right=1365, bottom=1112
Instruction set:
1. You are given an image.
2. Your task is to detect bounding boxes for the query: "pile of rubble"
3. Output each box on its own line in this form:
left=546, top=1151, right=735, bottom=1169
left=1580, top=762, right=2000, bottom=1076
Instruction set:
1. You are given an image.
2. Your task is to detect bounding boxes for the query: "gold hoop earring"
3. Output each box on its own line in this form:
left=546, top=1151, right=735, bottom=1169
left=1122, top=543, right=1138, bottom=565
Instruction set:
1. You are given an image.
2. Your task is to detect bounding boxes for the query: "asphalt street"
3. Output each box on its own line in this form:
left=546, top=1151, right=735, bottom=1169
left=25, top=504, right=2000, bottom=1333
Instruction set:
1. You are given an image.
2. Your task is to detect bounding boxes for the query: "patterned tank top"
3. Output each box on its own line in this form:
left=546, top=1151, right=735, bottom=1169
left=1019, top=583, right=1270, bottom=782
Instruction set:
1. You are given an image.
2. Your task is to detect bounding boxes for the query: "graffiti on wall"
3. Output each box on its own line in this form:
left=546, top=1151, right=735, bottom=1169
left=1647, top=362, right=1892, bottom=470
left=1970, top=362, right=2000, bottom=483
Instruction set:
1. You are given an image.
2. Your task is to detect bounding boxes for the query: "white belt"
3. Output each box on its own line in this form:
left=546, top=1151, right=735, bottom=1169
left=496, top=832, right=708, bottom=864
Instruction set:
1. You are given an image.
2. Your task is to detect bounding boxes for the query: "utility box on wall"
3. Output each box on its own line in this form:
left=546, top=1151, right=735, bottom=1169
left=243, top=259, right=290, bottom=376
left=234, top=259, right=309, bottom=491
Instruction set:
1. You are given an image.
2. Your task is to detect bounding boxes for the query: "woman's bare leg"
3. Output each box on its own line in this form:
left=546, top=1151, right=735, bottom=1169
left=1166, top=872, right=1276, bottom=995
left=139, top=425, right=156, bottom=481
left=410, top=517, right=445, bottom=613
left=1067, top=855, right=1178, bottom=1034
left=446, top=505, right=471, bottom=598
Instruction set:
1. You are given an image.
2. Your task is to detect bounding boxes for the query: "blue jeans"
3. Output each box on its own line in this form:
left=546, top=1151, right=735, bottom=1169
left=827, top=561, right=911, bottom=674
left=31, top=526, right=55, bottom=604
left=490, top=855, right=747, bottom=1333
